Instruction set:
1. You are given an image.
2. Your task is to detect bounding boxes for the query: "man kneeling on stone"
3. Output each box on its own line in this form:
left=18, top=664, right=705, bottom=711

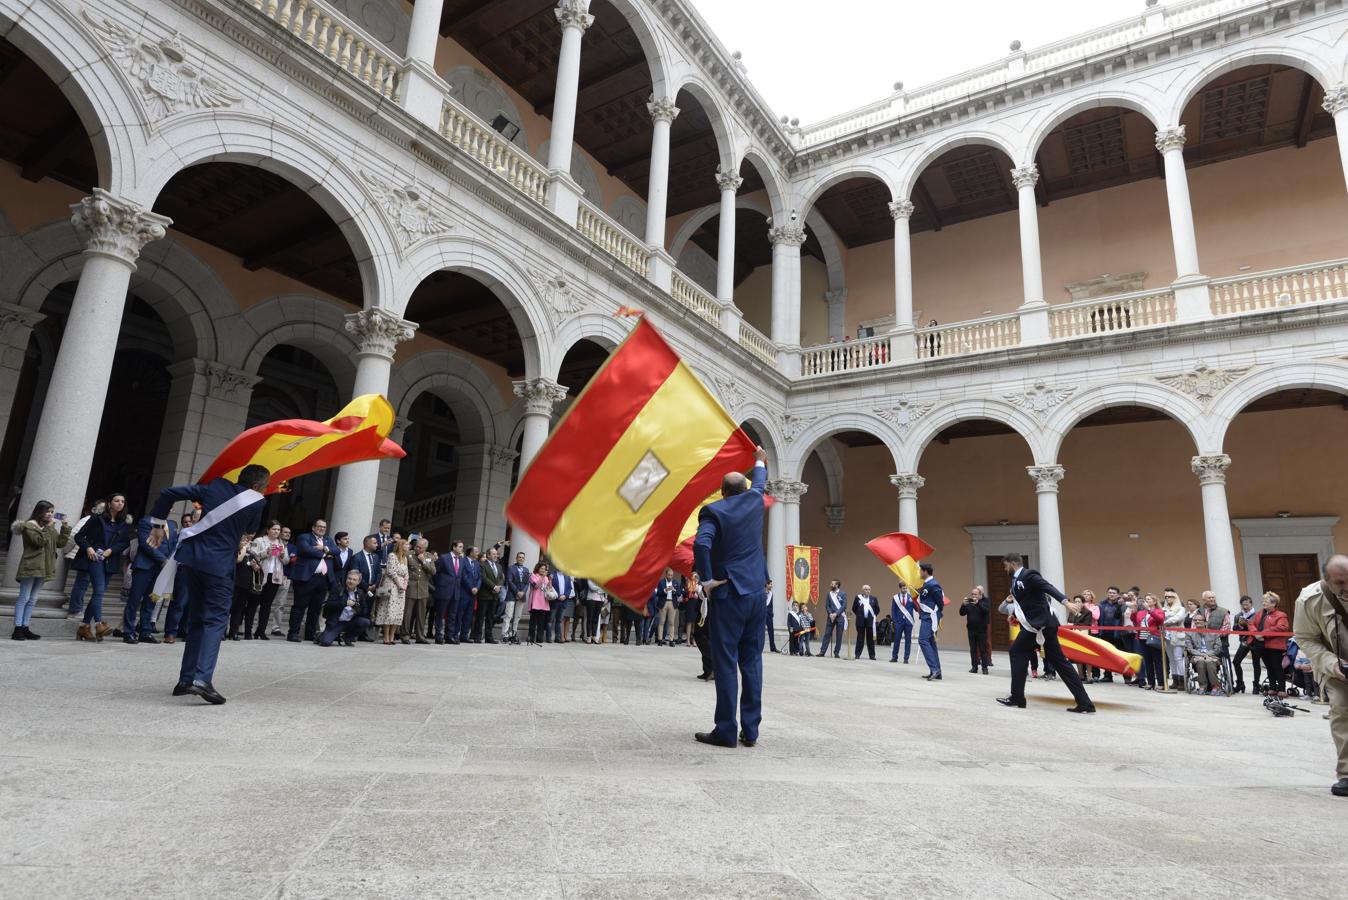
left=319, top=569, right=370, bottom=647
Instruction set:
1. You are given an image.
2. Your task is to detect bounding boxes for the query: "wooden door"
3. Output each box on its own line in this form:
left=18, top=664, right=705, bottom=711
left=1258, top=554, right=1318, bottom=615
left=985, top=553, right=1029, bottom=650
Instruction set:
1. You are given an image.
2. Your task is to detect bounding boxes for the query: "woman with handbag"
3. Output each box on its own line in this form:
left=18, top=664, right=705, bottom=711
left=375, top=537, right=409, bottom=645
left=247, top=521, right=287, bottom=639
left=1133, top=594, right=1166, bottom=690
left=228, top=536, right=262, bottom=641
left=527, top=561, right=553, bottom=646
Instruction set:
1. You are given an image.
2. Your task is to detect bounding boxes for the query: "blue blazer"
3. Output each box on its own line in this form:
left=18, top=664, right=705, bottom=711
left=149, top=478, right=265, bottom=580
left=505, top=562, right=531, bottom=599
left=347, top=549, right=383, bottom=593
left=432, top=554, right=464, bottom=602
left=550, top=571, right=574, bottom=602
left=651, top=578, right=682, bottom=609
left=460, top=557, right=482, bottom=596
left=693, top=462, right=768, bottom=598
left=132, top=518, right=177, bottom=572
left=918, top=579, right=945, bottom=623
left=291, top=532, right=337, bottom=584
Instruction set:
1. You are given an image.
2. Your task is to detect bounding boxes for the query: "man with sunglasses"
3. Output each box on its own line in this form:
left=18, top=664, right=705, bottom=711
left=1293, top=554, right=1348, bottom=797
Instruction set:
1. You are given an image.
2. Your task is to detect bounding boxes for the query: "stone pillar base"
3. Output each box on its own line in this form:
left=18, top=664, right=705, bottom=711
left=546, top=171, right=583, bottom=227
left=400, top=60, right=445, bottom=131
left=1172, top=276, right=1212, bottom=323
left=1017, top=301, right=1050, bottom=344
left=646, top=247, right=675, bottom=292
left=889, top=324, right=917, bottom=362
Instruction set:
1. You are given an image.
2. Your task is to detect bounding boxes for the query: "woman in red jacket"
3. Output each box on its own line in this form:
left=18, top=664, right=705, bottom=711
left=1252, top=591, right=1291, bottom=695
left=1132, top=594, right=1166, bottom=690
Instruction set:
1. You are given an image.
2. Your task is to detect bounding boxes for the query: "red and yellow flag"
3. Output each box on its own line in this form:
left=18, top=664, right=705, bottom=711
left=865, top=532, right=934, bottom=592
left=506, top=319, right=756, bottom=610
left=199, top=394, right=406, bottom=495
left=669, top=491, right=774, bottom=579
left=1009, top=623, right=1142, bottom=677
left=787, top=545, right=820, bottom=603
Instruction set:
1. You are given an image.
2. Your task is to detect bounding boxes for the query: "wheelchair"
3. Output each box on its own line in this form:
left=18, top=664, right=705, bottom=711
left=1184, top=649, right=1233, bottom=696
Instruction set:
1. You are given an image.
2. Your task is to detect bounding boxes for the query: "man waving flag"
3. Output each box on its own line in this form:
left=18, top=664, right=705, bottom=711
left=506, top=318, right=756, bottom=611
left=865, top=532, right=934, bottom=592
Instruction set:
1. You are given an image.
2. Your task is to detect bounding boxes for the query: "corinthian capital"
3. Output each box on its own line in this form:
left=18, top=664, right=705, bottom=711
left=767, top=479, right=808, bottom=503
left=70, top=188, right=171, bottom=267
left=1010, top=164, right=1039, bottom=190
left=889, top=473, right=925, bottom=498
left=647, top=95, right=680, bottom=124
left=1154, top=126, right=1186, bottom=154
left=555, top=0, right=594, bottom=31
left=1322, top=83, right=1348, bottom=116
left=1190, top=453, right=1231, bottom=486
left=513, top=377, right=568, bottom=416
left=714, top=166, right=743, bottom=193
left=344, top=308, right=417, bottom=360
left=887, top=199, right=915, bottom=220
left=1026, top=465, right=1065, bottom=493
left=768, top=223, right=806, bottom=247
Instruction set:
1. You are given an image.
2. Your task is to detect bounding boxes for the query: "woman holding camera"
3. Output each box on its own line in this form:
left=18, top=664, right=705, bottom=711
left=11, top=500, right=71, bottom=640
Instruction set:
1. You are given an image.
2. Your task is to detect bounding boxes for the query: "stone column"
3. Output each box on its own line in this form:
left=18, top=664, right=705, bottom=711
left=399, top=0, right=448, bottom=127
left=890, top=473, right=924, bottom=536
left=769, top=222, right=805, bottom=375
left=642, top=96, right=680, bottom=288
left=1011, top=164, right=1050, bottom=343
left=887, top=199, right=917, bottom=361
left=11, top=190, right=169, bottom=568
left=1191, top=454, right=1241, bottom=609
left=328, top=309, right=416, bottom=538
left=150, top=359, right=259, bottom=497
left=1322, top=85, right=1348, bottom=195
left=511, top=378, right=568, bottom=566
left=373, top=421, right=407, bottom=530
left=452, top=442, right=519, bottom=549
left=714, top=166, right=742, bottom=335
left=544, top=0, right=595, bottom=224
left=1027, top=465, right=1066, bottom=591
left=824, top=289, right=847, bottom=341
left=770, top=478, right=807, bottom=623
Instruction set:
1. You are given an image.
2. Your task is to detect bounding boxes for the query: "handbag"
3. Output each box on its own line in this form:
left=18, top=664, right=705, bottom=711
left=375, top=577, right=394, bottom=598
left=544, top=584, right=559, bottom=602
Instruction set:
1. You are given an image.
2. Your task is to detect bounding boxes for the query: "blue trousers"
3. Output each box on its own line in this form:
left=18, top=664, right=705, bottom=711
left=709, top=589, right=766, bottom=745
left=817, top=615, right=844, bottom=656
left=432, top=594, right=454, bottom=638
left=80, top=564, right=108, bottom=624
left=319, top=615, right=370, bottom=647
left=164, top=569, right=191, bottom=638
left=67, top=569, right=88, bottom=615
left=177, top=565, right=233, bottom=686
left=764, top=606, right=777, bottom=652
left=890, top=619, right=913, bottom=661
left=918, top=619, right=941, bottom=674
left=448, top=590, right=475, bottom=640
left=122, top=568, right=160, bottom=637
left=546, top=602, right=564, bottom=641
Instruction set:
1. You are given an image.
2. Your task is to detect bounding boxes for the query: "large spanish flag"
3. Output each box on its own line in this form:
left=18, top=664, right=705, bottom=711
left=787, top=545, right=820, bottom=603
left=506, top=319, right=756, bottom=610
left=1009, top=623, right=1142, bottom=677
left=865, top=532, right=933, bottom=591
left=669, top=490, right=774, bottom=579
left=198, top=394, right=406, bottom=495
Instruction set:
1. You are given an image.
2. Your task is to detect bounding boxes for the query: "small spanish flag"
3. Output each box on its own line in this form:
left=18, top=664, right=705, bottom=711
left=506, top=318, right=756, bottom=611
left=199, top=394, right=406, bottom=495
left=865, top=532, right=933, bottom=591
left=787, top=545, right=820, bottom=603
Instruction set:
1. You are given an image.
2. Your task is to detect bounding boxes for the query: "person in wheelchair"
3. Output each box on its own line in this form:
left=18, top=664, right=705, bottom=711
left=1185, top=610, right=1227, bottom=695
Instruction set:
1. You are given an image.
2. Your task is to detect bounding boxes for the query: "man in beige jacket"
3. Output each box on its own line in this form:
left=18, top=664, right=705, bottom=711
left=1293, top=554, right=1348, bottom=797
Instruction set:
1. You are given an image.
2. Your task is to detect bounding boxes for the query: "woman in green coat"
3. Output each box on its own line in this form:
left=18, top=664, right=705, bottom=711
left=12, top=500, right=71, bottom=640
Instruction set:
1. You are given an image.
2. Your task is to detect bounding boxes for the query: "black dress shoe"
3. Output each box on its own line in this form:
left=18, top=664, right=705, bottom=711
left=112, top=628, right=125, bottom=638
left=738, top=731, right=756, bottom=747
left=696, top=672, right=713, bottom=681
left=1331, top=778, right=1348, bottom=797
left=1066, top=705, right=1097, bottom=714
left=286, top=635, right=301, bottom=642
left=485, top=639, right=497, bottom=644
left=190, top=682, right=226, bottom=705
left=435, top=638, right=444, bottom=645
left=357, top=633, right=372, bottom=642
left=415, top=638, right=429, bottom=644
left=969, top=667, right=978, bottom=673
left=139, top=635, right=160, bottom=645
left=255, top=633, right=270, bottom=641
left=122, top=635, right=138, bottom=644
left=172, top=682, right=193, bottom=696
left=996, top=696, right=1026, bottom=708
left=693, top=731, right=735, bottom=748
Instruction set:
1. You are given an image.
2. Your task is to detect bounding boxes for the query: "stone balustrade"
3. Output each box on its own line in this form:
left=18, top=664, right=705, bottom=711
left=737, top=322, right=776, bottom=366
left=399, top=490, right=455, bottom=531
left=914, top=314, right=1021, bottom=361
left=670, top=271, right=722, bottom=327
left=800, top=334, right=893, bottom=376
left=1209, top=258, right=1348, bottom=316
left=1049, top=288, right=1177, bottom=340
left=250, top=0, right=399, bottom=99
left=577, top=200, right=650, bottom=278
left=439, top=103, right=549, bottom=206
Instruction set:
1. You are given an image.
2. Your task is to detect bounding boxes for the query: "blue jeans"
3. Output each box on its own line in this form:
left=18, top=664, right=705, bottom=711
left=178, top=565, right=233, bottom=686
left=918, top=619, right=941, bottom=674
left=890, top=620, right=912, bottom=661
left=67, top=569, right=89, bottom=615
left=80, top=564, right=108, bottom=624
left=15, top=576, right=43, bottom=627
left=122, top=568, right=160, bottom=637
left=546, top=602, right=564, bottom=641
left=709, top=589, right=767, bottom=745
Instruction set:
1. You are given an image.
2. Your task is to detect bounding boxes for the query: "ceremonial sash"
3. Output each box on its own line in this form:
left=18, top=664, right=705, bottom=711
left=1012, top=597, right=1068, bottom=646
left=920, top=603, right=939, bottom=634
left=895, top=596, right=916, bottom=628
left=150, top=489, right=265, bottom=600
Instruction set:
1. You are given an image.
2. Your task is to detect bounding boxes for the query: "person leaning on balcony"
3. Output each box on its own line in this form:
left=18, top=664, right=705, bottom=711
left=1292, top=555, right=1348, bottom=797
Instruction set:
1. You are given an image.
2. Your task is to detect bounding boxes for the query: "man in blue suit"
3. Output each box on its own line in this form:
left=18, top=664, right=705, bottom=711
left=452, top=545, right=482, bottom=643
left=816, top=581, right=847, bottom=658
left=433, top=542, right=465, bottom=644
left=917, top=562, right=944, bottom=680
left=889, top=584, right=916, bottom=664
left=149, top=465, right=268, bottom=704
left=346, top=534, right=384, bottom=637
left=693, top=446, right=769, bottom=748
left=287, top=518, right=336, bottom=642
left=122, top=515, right=178, bottom=643
left=549, top=567, right=575, bottom=643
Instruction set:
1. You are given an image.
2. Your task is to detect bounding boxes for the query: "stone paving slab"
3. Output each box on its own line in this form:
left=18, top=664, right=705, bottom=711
left=0, top=638, right=1342, bottom=899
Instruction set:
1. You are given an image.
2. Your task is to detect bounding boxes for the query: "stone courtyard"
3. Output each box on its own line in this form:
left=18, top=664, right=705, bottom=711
left=0, top=636, right=1343, bottom=900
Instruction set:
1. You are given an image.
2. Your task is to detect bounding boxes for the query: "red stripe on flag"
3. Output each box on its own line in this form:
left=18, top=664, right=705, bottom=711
left=507, top=319, right=680, bottom=542
left=199, top=418, right=345, bottom=484
left=266, top=427, right=404, bottom=487
left=602, top=428, right=756, bottom=612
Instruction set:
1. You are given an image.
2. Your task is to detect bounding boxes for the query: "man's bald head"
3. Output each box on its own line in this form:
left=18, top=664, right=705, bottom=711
left=1323, top=554, right=1348, bottom=599
left=722, top=471, right=749, bottom=497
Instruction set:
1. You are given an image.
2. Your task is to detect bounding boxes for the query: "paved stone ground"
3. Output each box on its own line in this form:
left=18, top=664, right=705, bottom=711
left=1, top=634, right=1344, bottom=900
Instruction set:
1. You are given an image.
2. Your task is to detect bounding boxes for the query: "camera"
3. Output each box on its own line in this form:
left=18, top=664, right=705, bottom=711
left=1339, top=661, right=1348, bottom=679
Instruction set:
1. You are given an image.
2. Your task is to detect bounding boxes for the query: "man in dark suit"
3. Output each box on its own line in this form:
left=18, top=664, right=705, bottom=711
left=287, top=518, right=336, bottom=642
left=319, top=569, right=370, bottom=647
left=473, top=546, right=504, bottom=643
left=852, top=585, right=879, bottom=660
left=456, top=546, right=483, bottom=642
left=817, top=581, right=847, bottom=658
left=329, top=531, right=353, bottom=588
left=432, top=542, right=465, bottom=644
left=960, top=586, right=992, bottom=674
left=149, top=465, right=269, bottom=704
left=917, top=563, right=944, bottom=680
left=503, top=550, right=530, bottom=644
left=347, top=534, right=383, bottom=632
left=122, top=515, right=178, bottom=643
left=693, top=446, right=769, bottom=748
left=997, top=552, right=1096, bottom=713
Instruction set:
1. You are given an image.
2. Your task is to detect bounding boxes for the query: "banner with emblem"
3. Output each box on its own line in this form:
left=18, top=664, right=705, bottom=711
left=787, top=545, right=820, bottom=604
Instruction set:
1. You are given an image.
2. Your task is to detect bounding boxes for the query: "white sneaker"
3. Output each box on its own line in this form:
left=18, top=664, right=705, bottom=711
left=66, top=613, right=82, bottom=621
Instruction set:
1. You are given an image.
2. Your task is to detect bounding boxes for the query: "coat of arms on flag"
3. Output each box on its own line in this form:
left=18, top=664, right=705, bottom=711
left=505, top=318, right=757, bottom=610
left=787, top=545, right=820, bottom=603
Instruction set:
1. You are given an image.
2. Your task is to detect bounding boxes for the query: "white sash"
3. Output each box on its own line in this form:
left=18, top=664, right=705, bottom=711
left=894, top=595, right=916, bottom=627
left=920, top=603, right=940, bottom=634
left=1012, top=597, right=1068, bottom=647
left=150, top=488, right=264, bottom=600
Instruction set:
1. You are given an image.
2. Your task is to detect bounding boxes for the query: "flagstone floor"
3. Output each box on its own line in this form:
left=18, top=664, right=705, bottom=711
left=1, top=633, right=1344, bottom=900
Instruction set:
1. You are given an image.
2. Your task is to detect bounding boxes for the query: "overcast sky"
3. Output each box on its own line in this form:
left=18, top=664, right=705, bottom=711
left=689, top=0, right=1150, bottom=124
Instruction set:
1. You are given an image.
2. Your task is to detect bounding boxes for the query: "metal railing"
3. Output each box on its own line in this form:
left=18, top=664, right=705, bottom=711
left=1209, top=259, right=1348, bottom=317
left=1049, top=289, right=1177, bottom=339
